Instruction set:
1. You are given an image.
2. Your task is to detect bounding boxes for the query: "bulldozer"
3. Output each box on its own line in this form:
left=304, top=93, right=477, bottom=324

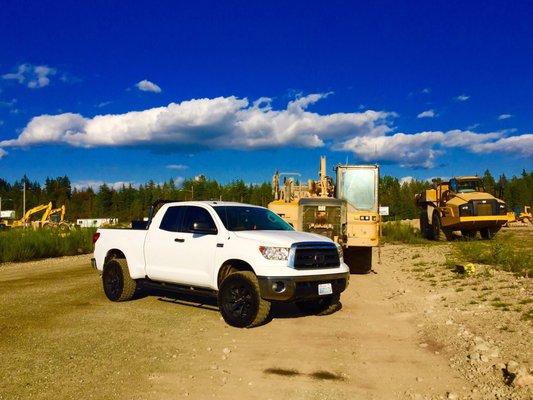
left=506, top=206, right=532, bottom=226
left=415, top=176, right=508, bottom=240
left=269, top=156, right=380, bottom=273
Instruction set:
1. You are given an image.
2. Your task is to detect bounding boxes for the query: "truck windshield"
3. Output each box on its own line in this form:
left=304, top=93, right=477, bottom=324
left=337, top=168, right=377, bottom=211
left=454, top=180, right=484, bottom=193
left=214, top=206, right=294, bottom=231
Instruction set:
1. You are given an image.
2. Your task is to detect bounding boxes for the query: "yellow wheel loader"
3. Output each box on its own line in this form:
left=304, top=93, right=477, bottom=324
left=415, top=176, right=508, bottom=240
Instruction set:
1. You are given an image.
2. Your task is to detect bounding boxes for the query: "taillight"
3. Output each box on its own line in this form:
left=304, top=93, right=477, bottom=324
left=92, top=232, right=100, bottom=244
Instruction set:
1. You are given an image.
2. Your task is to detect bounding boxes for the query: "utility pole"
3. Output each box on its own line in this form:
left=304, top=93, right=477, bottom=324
left=23, top=180, right=26, bottom=216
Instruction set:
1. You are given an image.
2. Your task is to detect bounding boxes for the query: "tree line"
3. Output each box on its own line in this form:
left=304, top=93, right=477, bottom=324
left=0, top=170, right=531, bottom=222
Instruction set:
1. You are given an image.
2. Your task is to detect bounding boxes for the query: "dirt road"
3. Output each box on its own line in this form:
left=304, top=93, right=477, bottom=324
left=1, top=243, right=531, bottom=400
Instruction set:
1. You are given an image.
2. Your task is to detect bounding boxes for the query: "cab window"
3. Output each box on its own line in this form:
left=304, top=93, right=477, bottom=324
left=182, top=206, right=217, bottom=233
left=159, top=206, right=186, bottom=232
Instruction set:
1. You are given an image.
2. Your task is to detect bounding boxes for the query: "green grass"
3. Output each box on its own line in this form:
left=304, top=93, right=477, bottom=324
left=382, top=221, right=428, bottom=244
left=0, top=228, right=95, bottom=263
left=450, top=234, right=533, bottom=277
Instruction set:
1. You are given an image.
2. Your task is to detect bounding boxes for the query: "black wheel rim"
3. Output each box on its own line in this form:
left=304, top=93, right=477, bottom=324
left=223, top=283, right=254, bottom=321
left=104, top=264, right=122, bottom=300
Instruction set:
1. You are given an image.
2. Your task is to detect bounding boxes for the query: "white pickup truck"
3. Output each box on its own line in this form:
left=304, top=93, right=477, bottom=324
left=92, top=201, right=349, bottom=328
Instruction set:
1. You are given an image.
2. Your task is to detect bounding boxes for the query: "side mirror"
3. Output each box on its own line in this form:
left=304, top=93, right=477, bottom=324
left=191, top=221, right=217, bottom=235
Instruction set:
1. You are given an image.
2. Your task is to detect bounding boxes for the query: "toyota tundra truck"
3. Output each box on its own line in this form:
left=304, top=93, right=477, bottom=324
left=92, top=201, right=349, bottom=328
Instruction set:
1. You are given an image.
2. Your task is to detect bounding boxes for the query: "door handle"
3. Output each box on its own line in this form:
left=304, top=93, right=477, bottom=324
left=174, top=238, right=185, bottom=243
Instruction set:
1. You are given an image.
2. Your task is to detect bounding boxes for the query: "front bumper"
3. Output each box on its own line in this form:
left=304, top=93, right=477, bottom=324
left=444, top=215, right=509, bottom=230
left=257, top=272, right=349, bottom=302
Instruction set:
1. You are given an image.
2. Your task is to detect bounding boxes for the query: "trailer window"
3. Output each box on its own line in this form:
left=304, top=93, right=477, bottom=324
left=338, top=169, right=377, bottom=211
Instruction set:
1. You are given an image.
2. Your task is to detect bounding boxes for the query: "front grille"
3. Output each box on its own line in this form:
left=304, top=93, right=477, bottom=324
left=291, top=243, right=340, bottom=269
left=301, top=205, right=342, bottom=240
left=468, top=200, right=506, bottom=216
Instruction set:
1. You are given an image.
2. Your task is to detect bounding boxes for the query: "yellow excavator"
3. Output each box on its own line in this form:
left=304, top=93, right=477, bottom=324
left=9, top=202, right=53, bottom=229
left=43, top=205, right=71, bottom=231
left=4, top=202, right=71, bottom=230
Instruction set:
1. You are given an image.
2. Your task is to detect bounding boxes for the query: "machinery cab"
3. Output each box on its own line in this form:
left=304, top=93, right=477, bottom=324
left=448, top=176, right=484, bottom=195
left=335, top=165, right=380, bottom=248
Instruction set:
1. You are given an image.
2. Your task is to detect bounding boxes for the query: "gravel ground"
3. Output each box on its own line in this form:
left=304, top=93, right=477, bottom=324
left=0, top=233, right=531, bottom=400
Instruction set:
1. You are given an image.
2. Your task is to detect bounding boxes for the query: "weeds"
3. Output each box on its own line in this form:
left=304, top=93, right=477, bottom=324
left=381, top=222, right=428, bottom=244
left=450, top=234, right=532, bottom=277
left=522, top=309, right=533, bottom=322
left=0, top=228, right=95, bottom=263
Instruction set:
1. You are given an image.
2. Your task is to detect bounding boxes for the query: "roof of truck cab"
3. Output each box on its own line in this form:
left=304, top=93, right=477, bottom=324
left=162, top=201, right=263, bottom=208
left=453, top=176, right=480, bottom=180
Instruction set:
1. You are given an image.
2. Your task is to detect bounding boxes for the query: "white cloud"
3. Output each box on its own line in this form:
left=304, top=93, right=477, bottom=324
left=455, top=94, right=470, bottom=101
left=0, top=148, right=6, bottom=158
left=417, top=109, right=436, bottom=118
left=96, top=101, right=112, bottom=108
left=2, top=64, right=56, bottom=88
left=497, top=114, right=512, bottom=120
left=73, top=180, right=139, bottom=190
left=0, top=94, right=393, bottom=151
left=336, top=129, right=512, bottom=168
left=400, top=176, right=414, bottom=185
left=0, top=98, right=17, bottom=107
left=421, top=88, right=431, bottom=94
left=135, top=79, right=162, bottom=93
left=0, top=93, right=530, bottom=169
left=174, top=176, right=185, bottom=187
left=166, top=164, right=188, bottom=170
left=470, top=134, right=533, bottom=157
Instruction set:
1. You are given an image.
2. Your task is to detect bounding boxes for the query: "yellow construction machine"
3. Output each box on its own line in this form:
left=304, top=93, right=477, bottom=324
left=269, top=156, right=380, bottom=273
left=506, top=206, right=532, bottom=226
left=43, top=205, right=71, bottom=231
left=8, top=202, right=53, bottom=229
left=2, top=202, right=71, bottom=230
left=415, top=176, right=508, bottom=240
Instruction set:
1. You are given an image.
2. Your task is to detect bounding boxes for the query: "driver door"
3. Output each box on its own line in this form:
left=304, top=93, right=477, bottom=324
left=178, top=206, right=220, bottom=288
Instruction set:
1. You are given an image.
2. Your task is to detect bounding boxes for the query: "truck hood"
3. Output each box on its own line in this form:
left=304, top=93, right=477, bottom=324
left=232, top=230, right=331, bottom=247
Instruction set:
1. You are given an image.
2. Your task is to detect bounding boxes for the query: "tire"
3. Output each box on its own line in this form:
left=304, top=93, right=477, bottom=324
left=344, top=247, right=372, bottom=274
left=102, top=258, right=138, bottom=302
left=58, top=222, right=70, bottom=232
left=461, top=230, right=477, bottom=239
left=218, top=271, right=271, bottom=328
left=419, top=210, right=432, bottom=239
left=430, top=211, right=451, bottom=241
left=296, top=294, right=341, bottom=316
left=480, top=227, right=499, bottom=240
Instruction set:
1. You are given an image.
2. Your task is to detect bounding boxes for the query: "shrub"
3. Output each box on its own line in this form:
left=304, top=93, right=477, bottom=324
left=0, top=228, right=95, bottom=263
left=381, top=221, right=428, bottom=244
left=452, top=235, right=532, bottom=277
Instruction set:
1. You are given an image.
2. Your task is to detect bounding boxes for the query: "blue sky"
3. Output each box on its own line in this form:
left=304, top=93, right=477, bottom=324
left=0, top=0, right=531, bottom=188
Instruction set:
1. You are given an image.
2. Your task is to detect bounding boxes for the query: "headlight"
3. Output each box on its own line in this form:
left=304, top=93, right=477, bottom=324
left=259, top=246, right=289, bottom=260
left=336, top=243, right=344, bottom=262
left=459, top=204, right=472, bottom=216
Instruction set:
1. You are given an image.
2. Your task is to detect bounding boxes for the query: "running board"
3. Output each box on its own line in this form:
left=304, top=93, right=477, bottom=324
left=140, top=279, right=218, bottom=298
